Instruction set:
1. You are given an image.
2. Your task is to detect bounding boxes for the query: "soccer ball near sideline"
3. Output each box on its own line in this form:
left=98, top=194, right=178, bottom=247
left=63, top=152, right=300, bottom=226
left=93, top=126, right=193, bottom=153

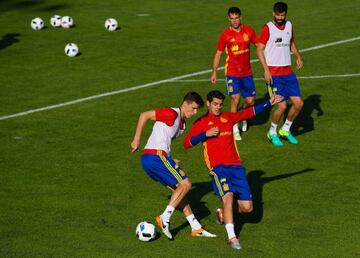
left=64, top=43, right=79, bottom=57
left=136, top=221, right=156, bottom=242
left=31, top=17, right=44, bottom=30
left=61, top=16, right=74, bottom=28
left=105, top=18, right=118, bottom=31
left=50, top=15, right=62, bottom=27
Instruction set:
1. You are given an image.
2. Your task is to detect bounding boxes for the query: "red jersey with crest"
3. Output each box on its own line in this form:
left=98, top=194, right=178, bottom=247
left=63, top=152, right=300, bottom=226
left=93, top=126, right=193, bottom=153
left=217, top=24, right=258, bottom=77
left=183, top=108, right=256, bottom=170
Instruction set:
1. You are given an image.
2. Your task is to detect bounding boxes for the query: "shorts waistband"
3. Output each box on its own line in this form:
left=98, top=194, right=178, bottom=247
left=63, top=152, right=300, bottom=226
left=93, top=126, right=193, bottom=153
left=142, top=149, right=168, bottom=156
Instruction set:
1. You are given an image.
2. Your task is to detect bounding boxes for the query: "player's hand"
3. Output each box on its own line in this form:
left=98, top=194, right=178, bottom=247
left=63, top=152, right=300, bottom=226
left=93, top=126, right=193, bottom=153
left=264, top=69, right=273, bottom=85
left=270, top=94, right=284, bottom=105
left=296, top=56, right=304, bottom=70
left=131, top=139, right=140, bottom=152
left=206, top=127, right=219, bottom=137
left=210, top=71, right=217, bottom=84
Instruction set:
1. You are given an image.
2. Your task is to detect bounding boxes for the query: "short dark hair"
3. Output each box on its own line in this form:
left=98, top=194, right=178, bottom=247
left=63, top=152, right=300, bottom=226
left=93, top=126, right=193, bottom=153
left=183, top=91, right=204, bottom=107
left=207, top=90, right=225, bottom=102
left=228, top=7, right=241, bottom=16
left=273, top=2, right=288, bottom=13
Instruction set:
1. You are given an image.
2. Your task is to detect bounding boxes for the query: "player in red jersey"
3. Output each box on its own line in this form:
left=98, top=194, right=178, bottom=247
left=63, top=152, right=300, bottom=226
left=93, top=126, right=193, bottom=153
left=210, top=7, right=259, bottom=141
left=256, top=2, right=304, bottom=146
left=131, top=92, right=216, bottom=240
left=183, top=90, right=282, bottom=250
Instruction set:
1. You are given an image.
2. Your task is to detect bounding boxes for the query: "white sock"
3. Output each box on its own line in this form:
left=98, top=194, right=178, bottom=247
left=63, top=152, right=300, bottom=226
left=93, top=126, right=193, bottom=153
left=269, top=122, right=278, bottom=135
left=161, top=205, right=175, bottom=222
left=233, top=123, right=239, bottom=132
left=225, top=223, right=236, bottom=240
left=186, top=214, right=202, bottom=230
left=281, top=119, right=293, bottom=132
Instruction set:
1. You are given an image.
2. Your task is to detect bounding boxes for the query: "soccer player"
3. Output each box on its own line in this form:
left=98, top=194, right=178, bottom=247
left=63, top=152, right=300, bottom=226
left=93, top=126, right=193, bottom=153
left=131, top=91, right=216, bottom=240
left=210, top=7, right=259, bottom=140
left=183, top=90, right=282, bottom=250
left=256, top=2, right=304, bottom=146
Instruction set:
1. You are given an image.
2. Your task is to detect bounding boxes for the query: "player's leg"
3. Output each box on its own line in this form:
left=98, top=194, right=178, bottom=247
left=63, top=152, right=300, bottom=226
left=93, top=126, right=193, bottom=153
left=267, top=76, right=287, bottom=146
left=226, top=76, right=242, bottom=140
left=239, top=76, right=256, bottom=132
left=176, top=197, right=216, bottom=237
left=279, top=74, right=303, bottom=144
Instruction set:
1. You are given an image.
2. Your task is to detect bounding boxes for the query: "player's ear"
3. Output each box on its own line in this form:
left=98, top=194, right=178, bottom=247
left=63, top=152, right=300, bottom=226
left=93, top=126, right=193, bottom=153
left=206, top=100, right=210, bottom=107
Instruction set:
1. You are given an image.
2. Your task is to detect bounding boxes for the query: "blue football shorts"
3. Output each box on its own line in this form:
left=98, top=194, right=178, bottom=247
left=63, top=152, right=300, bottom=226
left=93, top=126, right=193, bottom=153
left=141, top=154, right=187, bottom=187
left=226, top=75, right=256, bottom=97
left=271, top=73, right=301, bottom=99
left=209, top=165, right=252, bottom=200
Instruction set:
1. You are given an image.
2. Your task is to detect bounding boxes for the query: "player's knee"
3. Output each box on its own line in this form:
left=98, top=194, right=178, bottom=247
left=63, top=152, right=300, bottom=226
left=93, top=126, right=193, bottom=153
left=277, top=103, right=287, bottom=112
left=246, top=98, right=255, bottom=106
left=181, top=179, right=192, bottom=192
left=241, top=205, right=253, bottom=213
left=222, top=192, right=234, bottom=206
left=231, top=95, right=240, bottom=104
left=295, top=100, right=304, bottom=111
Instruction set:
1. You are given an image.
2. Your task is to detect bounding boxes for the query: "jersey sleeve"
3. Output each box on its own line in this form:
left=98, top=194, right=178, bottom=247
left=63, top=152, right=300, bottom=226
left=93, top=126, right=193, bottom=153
left=183, top=119, right=205, bottom=149
left=259, top=24, right=269, bottom=45
left=216, top=32, right=226, bottom=51
left=155, top=108, right=178, bottom=126
left=229, top=107, right=256, bottom=124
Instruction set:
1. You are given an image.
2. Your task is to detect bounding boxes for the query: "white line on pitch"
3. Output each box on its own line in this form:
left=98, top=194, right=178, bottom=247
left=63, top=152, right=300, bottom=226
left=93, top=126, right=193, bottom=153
left=171, top=73, right=360, bottom=82
left=1, top=36, right=359, bottom=121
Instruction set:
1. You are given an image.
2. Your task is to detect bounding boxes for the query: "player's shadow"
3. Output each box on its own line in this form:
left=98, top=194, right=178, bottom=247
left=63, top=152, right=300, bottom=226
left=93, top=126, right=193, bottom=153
left=0, top=0, right=69, bottom=12
left=0, top=33, right=20, bottom=50
left=234, top=168, right=314, bottom=236
left=170, top=181, right=213, bottom=237
left=290, top=94, right=324, bottom=136
left=247, top=94, right=273, bottom=127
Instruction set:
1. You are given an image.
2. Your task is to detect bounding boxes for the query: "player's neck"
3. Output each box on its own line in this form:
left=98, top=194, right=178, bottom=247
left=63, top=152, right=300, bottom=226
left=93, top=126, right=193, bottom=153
left=230, top=24, right=242, bottom=32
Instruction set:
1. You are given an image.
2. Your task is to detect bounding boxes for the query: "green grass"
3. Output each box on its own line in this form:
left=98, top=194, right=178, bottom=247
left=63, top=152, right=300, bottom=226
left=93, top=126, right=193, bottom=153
left=1, top=0, right=360, bottom=257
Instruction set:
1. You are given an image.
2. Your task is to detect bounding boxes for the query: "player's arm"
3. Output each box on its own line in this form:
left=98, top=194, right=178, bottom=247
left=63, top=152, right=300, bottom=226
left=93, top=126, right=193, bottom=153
left=232, top=94, right=283, bottom=123
left=210, top=50, right=223, bottom=84
left=131, top=110, right=155, bottom=152
left=291, top=33, right=304, bottom=70
left=256, top=25, right=272, bottom=85
left=184, top=126, right=219, bottom=148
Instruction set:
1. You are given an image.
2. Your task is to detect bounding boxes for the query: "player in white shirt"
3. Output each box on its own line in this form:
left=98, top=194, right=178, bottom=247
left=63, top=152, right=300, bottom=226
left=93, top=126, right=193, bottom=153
left=131, top=91, right=216, bottom=240
left=256, top=2, right=304, bottom=146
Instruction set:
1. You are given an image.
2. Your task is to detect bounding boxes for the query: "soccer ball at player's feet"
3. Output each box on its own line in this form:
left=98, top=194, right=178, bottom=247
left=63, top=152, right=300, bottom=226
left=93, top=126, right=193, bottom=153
left=136, top=221, right=156, bottom=242
left=105, top=18, right=118, bottom=31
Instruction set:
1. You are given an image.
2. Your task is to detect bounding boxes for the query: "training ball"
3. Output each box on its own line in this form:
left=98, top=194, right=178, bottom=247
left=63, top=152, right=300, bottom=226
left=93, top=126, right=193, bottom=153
left=105, top=18, right=118, bottom=31
left=31, top=17, right=44, bottom=30
left=136, top=221, right=156, bottom=242
left=61, top=16, right=74, bottom=28
left=64, top=43, right=79, bottom=57
left=50, top=15, right=62, bottom=27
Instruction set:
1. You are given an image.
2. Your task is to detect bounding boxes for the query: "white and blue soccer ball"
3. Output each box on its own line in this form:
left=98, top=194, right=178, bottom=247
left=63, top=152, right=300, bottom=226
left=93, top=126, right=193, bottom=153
left=31, top=17, right=44, bottom=30
left=136, top=221, right=156, bottom=242
left=64, top=43, right=79, bottom=57
left=50, top=15, right=62, bottom=27
left=105, top=18, right=118, bottom=31
left=61, top=16, right=74, bottom=28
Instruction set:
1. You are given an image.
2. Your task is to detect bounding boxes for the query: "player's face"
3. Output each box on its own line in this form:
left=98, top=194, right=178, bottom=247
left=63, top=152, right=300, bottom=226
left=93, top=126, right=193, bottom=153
left=207, top=98, right=223, bottom=116
left=273, top=11, right=287, bottom=26
left=228, top=13, right=241, bottom=30
left=182, top=101, right=200, bottom=119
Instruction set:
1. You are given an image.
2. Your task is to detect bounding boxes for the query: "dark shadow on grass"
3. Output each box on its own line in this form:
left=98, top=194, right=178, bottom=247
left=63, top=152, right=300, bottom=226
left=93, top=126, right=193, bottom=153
left=247, top=94, right=273, bottom=127
left=0, top=33, right=19, bottom=50
left=171, top=181, right=213, bottom=237
left=234, top=168, right=314, bottom=236
left=0, top=0, right=69, bottom=12
left=291, top=94, right=323, bottom=136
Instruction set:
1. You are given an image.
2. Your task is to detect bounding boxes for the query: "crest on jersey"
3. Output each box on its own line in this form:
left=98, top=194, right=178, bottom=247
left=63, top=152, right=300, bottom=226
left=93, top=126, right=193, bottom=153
left=220, top=117, right=228, bottom=123
left=243, top=33, right=249, bottom=41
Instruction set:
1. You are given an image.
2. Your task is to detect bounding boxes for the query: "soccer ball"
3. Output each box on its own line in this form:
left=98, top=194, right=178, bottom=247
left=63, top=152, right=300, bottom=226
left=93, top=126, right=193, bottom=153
left=61, top=16, right=74, bottom=28
left=50, top=15, right=62, bottom=27
left=136, top=221, right=156, bottom=242
left=64, top=43, right=79, bottom=57
left=105, top=18, right=118, bottom=31
left=31, top=17, right=44, bottom=30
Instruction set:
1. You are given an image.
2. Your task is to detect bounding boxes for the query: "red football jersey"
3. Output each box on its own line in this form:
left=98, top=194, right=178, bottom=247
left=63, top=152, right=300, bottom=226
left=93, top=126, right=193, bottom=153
left=183, top=108, right=255, bottom=170
left=217, top=25, right=258, bottom=77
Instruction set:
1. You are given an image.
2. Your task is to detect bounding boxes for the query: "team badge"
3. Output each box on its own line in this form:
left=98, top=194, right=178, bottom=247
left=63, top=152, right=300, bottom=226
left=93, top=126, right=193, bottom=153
left=243, top=33, right=249, bottom=41
left=220, top=117, right=228, bottom=123
left=223, top=184, right=229, bottom=191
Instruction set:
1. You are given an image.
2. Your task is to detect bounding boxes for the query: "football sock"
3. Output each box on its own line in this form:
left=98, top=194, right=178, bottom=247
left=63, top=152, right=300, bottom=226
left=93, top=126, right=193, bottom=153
left=281, top=119, right=293, bottom=132
left=269, top=122, right=278, bottom=135
left=161, top=205, right=175, bottom=222
left=225, top=223, right=236, bottom=240
left=233, top=123, right=239, bottom=132
left=186, top=214, right=202, bottom=230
